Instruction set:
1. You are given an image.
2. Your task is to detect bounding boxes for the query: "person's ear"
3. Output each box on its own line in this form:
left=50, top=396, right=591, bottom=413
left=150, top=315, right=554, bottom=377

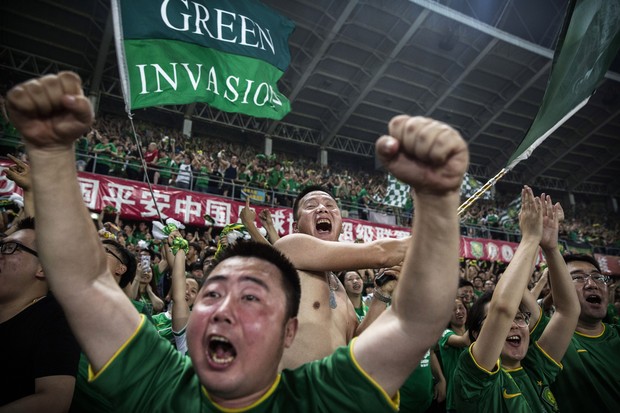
left=34, top=265, right=45, bottom=280
left=283, top=317, right=298, bottom=348
left=116, top=263, right=127, bottom=276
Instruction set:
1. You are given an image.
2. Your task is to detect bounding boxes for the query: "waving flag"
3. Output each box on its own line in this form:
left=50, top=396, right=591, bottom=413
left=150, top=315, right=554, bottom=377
left=506, top=0, right=620, bottom=169
left=111, top=0, right=294, bottom=120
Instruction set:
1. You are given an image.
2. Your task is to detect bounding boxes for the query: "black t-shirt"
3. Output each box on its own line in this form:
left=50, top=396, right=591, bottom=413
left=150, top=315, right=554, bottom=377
left=0, top=294, right=80, bottom=405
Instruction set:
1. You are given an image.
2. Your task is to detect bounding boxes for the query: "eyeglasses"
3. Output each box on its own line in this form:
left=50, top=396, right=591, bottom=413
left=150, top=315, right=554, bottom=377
left=513, top=312, right=531, bottom=328
left=105, top=247, right=125, bottom=265
left=0, top=240, right=38, bottom=257
left=571, top=272, right=610, bottom=285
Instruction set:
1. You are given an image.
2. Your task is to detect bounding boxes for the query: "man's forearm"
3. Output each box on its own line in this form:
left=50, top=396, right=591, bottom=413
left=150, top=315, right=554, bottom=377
left=28, top=147, right=108, bottom=293
left=542, top=247, right=579, bottom=315
left=393, top=192, right=460, bottom=332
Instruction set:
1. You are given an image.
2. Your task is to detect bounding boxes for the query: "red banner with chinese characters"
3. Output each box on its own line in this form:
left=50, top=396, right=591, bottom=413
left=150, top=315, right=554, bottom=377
left=460, top=236, right=545, bottom=265
left=595, top=253, right=620, bottom=276
left=0, top=159, right=617, bottom=268
left=0, top=169, right=408, bottom=243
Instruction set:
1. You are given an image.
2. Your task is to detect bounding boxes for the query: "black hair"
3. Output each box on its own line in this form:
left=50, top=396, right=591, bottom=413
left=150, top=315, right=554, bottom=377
left=466, top=290, right=493, bottom=342
left=466, top=290, right=528, bottom=342
left=458, top=278, right=474, bottom=289
left=189, top=262, right=204, bottom=272
left=564, top=254, right=601, bottom=273
left=102, top=239, right=137, bottom=288
left=292, top=185, right=335, bottom=220
left=15, top=216, right=35, bottom=231
left=448, top=297, right=468, bottom=329
left=189, top=242, right=202, bottom=253
left=140, top=248, right=155, bottom=260
left=205, top=241, right=301, bottom=319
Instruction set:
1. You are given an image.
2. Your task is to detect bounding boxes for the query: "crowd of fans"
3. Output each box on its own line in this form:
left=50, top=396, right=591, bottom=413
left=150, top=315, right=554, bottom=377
left=2, top=72, right=620, bottom=412
left=3, top=103, right=619, bottom=253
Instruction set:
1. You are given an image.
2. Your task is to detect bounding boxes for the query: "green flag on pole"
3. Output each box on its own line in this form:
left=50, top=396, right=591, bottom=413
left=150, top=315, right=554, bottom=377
left=111, top=0, right=294, bottom=120
left=506, top=0, right=620, bottom=169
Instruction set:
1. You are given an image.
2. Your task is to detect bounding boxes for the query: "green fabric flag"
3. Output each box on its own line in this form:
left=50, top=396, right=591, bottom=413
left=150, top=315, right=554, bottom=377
left=112, top=0, right=294, bottom=120
left=506, top=0, right=620, bottom=169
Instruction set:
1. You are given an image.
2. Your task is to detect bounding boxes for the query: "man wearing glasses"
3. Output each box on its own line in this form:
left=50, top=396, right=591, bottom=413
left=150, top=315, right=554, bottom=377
left=0, top=217, right=80, bottom=412
left=529, top=254, right=620, bottom=412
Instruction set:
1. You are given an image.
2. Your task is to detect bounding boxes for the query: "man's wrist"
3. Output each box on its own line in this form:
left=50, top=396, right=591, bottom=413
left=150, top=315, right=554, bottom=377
left=373, top=288, right=391, bottom=304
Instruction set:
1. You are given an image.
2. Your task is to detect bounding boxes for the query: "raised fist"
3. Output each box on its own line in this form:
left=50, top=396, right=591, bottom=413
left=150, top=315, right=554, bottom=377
left=376, top=116, right=468, bottom=195
left=6, top=71, right=94, bottom=150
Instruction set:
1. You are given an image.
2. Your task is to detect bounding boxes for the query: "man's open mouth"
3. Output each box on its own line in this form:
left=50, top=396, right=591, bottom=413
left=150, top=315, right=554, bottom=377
left=316, top=218, right=332, bottom=233
left=506, top=335, right=521, bottom=346
left=208, top=335, right=237, bottom=365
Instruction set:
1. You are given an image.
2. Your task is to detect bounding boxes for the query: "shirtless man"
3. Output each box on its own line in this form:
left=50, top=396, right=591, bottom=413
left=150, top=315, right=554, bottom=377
left=274, top=186, right=409, bottom=369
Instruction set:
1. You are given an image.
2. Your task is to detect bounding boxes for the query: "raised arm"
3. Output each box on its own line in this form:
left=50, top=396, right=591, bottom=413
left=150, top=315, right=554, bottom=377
left=163, top=235, right=190, bottom=333
left=5, top=154, right=35, bottom=218
left=6, top=72, right=141, bottom=371
left=275, top=233, right=409, bottom=272
left=258, top=209, right=280, bottom=243
left=471, top=187, right=542, bottom=371
left=353, top=115, right=468, bottom=396
left=535, top=195, right=579, bottom=361
left=239, top=197, right=270, bottom=245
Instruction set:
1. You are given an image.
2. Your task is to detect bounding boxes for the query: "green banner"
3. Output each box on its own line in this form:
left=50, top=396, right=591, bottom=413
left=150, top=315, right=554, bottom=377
left=506, top=0, right=620, bottom=168
left=119, top=0, right=294, bottom=71
left=125, top=39, right=290, bottom=118
left=112, top=0, right=294, bottom=119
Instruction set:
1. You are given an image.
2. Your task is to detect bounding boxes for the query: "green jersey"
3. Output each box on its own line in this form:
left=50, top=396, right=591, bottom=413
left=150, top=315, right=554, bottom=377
left=438, top=328, right=466, bottom=410
left=399, top=349, right=433, bottom=413
left=453, top=343, right=560, bottom=413
left=531, top=314, right=620, bottom=413
left=152, top=310, right=187, bottom=353
left=354, top=303, right=369, bottom=322
left=70, top=300, right=154, bottom=413
left=93, top=143, right=117, bottom=167
left=155, top=157, right=175, bottom=179
left=90, top=318, right=399, bottom=412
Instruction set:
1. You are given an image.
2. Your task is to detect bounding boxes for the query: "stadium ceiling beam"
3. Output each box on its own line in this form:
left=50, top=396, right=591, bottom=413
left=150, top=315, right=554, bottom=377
left=467, top=55, right=549, bottom=154
left=88, top=12, right=113, bottom=104
left=408, top=0, right=620, bottom=82
left=0, top=46, right=80, bottom=77
left=319, top=9, right=431, bottom=148
left=424, top=0, right=515, bottom=118
left=263, top=0, right=360, bottom=137
left=523, top=107, right=620, bottom=182
left=566, top=142, right=620, bottom=191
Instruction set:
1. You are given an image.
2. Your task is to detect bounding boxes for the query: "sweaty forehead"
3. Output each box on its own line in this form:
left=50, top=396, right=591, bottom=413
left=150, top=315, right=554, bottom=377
left=6, top=229, right=36, bottom=249
left=301, top=191, right=334, bottom=204
left=345, top=272, right=361, bottom=280
left=567, top=260, right=598, bottom=273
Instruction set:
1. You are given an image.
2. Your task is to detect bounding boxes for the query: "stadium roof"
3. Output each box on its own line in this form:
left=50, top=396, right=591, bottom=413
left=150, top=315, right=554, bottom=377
left=1, top=0, right=619, bottom=197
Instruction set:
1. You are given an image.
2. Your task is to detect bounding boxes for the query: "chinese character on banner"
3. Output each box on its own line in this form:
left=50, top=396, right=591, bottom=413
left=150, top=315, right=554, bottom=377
left=78, top=177, right=101, bottom=210
left=175, top=194, right=202, bottom=224
left=102, top=182, right=136, bottom=213
left=140, top=190, right=170, bottom=219
left=205, top=200, right=231, bottom=227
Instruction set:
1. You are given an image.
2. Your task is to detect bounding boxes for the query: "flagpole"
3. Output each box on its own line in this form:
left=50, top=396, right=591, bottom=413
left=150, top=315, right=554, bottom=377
left=457, top=168, right=508, bottom=216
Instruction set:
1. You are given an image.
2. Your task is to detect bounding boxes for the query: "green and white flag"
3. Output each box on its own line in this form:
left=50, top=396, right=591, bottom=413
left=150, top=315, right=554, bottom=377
left=506, top=0, right=620, bottom=170
left=385, top=172, right=494, bottom=207
left=499, top=197, right=521, bottom=231
left=461, top=173, right=493, bottom=200
left=111, top=0, right=294, bottom=120
left=383, top=174, right=410, bottom=208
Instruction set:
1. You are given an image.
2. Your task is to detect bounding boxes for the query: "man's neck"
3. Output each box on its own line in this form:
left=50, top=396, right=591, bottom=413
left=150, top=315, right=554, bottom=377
left=0, top=292, right=47, bottom=323
left=347, top=292, right=362, bottom=308
left=209, top=377, right=278, bottom=410
left=576, top=319, right=604, bottom=336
